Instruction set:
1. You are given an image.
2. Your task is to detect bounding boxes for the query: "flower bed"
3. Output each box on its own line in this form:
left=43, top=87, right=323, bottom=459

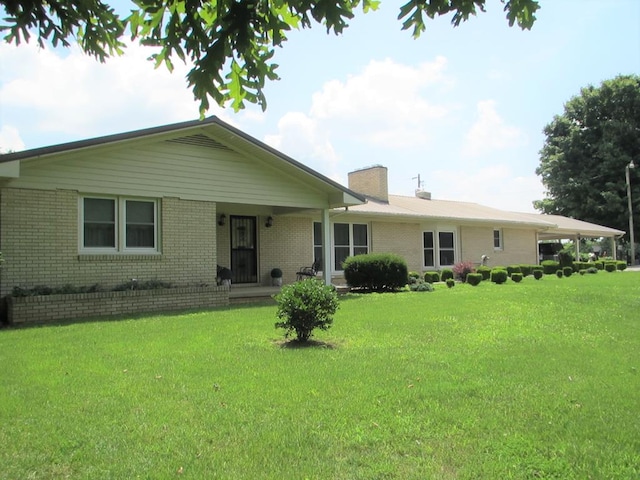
left=7, top=286, right=229, bottom=324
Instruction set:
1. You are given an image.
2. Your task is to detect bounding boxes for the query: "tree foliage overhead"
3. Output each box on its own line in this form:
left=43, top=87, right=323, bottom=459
left=534, top=75, right=640, bottom=239
left=1, top=0, right=539, bottom=113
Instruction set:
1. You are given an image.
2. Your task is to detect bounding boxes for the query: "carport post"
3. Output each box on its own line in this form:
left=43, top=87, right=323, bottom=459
left=321, top=208, right=332, bottom=286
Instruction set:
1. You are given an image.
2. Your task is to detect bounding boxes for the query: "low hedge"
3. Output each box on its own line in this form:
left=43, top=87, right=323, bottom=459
left=491, top=268, right=508, bottom=284
left=506, top=265, right=522, bottom=277
left=424, top=271, right=440, bottom=283
left=343, top=253, right=408, bottom=292
left=511, top=272, right=523, bottom=283
left=440, top=269, right=454, bottom=282
left=542, top=260, right=560, bottom=275
left=476, top=266, right=492, bottom=281
left=466, top=273, right=483, bottom=286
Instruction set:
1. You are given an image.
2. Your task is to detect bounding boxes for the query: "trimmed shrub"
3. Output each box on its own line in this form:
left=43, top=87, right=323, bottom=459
left=511, top=272, right=523, bottom=283
left=507, top=265, right=522, bottom=277
left=605, top=262, right=617, bottom=273
left=595, top=261, right=605, bottom=270
left=563, top=266, right=573, bottom=277
left=574, top=261, right=590, bottom=272
left=556, top=270, right=564, bottom=278
left=533, top=269, right=543, bottom=280
left=446, top=278, right=455, bottom=288
left=466, top=273, right=483, bottom=286
left=424, top=271, right=440, bottom=283
left=542, top=260, right=560, bottom=275
left=409, top=280, right=434, bottom=292
left=452, top=261, right=475, bottom=282
left=477, top=266, right=492, bottom=281
left=558, top=251, right=574, bottom=268
left=491, top=268, right=508, bottom=285
left=579, top=269, right=587, bottom=275
left=587, top=267, right=598, bottom=274
left=440, top=269, right=454, bottom=282
left=274, top=279, right=338, bottom=342
left=519, top=265, right=533, bottom=277
left=343, top=253, right=408, bottom=292
left=616, top=261, right=627, bottom=271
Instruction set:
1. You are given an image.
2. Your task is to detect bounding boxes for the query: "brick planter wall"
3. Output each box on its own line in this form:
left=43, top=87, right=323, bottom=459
left=7, top=286, right=229, bottom=324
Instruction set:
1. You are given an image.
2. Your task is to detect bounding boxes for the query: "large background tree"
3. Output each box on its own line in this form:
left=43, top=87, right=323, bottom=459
left=0, top=0, right=539, bottom=113
left=534, top=75, right=640, bottom=242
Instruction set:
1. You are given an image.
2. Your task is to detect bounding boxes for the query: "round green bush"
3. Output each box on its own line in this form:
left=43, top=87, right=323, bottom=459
left=476, top=266, right=492, bottom=281
left=556, top=270, right=564, bottom=278
left=605, top=262, right=617, bottom=272
left=579, top=269, right=586, bottom=275
left=587, top=267, right=598, bottom=274
left=424, top=271, right=440, bottom=283
left=511, top=272, right=523, bottom=283
left=446, top=278, right=455, bottom=288
left=507, top=265, right=522, bottom=277
left=533, top=269, right=543, bottom=280
left=466, top=273, right=483, bottom=286
left=440, top=269, right=454, bottom=282
left=616, top=261, right=627, bottom=271
left=274, top=279, right=338, bottom=342
left=563, top=266, right=573, bottom=277
left=491, top=268, right=508, bottom=284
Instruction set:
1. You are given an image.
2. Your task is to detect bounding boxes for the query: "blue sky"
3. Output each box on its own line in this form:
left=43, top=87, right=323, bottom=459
left=1, top=1, right=639, bottom=212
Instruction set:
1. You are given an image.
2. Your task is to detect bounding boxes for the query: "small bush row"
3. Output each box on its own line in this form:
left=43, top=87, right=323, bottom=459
left=11, top=279, right=174, bottom=297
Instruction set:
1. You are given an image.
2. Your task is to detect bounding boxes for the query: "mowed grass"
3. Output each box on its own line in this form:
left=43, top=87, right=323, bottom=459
left=1, top=273, right=639, bottom=479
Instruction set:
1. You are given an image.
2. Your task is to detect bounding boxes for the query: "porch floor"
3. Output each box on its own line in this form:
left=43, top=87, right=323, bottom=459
left=228, top=283, right=351, bottom=304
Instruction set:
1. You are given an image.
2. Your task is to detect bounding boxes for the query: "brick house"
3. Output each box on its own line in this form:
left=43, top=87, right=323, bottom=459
left=0, top=119, right=624, bottom=322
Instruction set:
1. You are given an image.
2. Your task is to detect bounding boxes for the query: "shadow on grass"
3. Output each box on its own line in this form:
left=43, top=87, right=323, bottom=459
left=274, top=338, right=337, bottom=349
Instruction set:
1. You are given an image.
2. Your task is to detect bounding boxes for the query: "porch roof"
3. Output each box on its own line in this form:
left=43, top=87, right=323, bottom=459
left=517, top=213, right=625, bottom=239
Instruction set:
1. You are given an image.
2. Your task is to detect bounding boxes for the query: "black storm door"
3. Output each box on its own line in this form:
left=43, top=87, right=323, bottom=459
left=230, top=216, right=257, bottom=284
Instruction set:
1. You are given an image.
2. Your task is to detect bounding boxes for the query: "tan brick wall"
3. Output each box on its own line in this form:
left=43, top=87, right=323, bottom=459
left=7, top=286, right=229, bottom=324
left=0, top=188, right=217, bottom=296
left=259, top=216, right=313, bottom=285
left=460, top=226, right=538, bottom=267
left=370, top=221, right=423, bottom=271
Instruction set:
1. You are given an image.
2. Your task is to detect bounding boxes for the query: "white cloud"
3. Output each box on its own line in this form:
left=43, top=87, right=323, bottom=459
left=264, top=57, right=455, bottom=177
left=429, top=164, right=544, bottom=213
left=0, top=40, right=230, bottom=144
left=461, top=100, right=527, bottom=157
left=0, top=125, right=25, bottom=152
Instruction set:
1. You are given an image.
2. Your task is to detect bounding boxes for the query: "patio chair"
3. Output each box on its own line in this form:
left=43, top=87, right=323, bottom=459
left=296, top=258, right=321, bottom=281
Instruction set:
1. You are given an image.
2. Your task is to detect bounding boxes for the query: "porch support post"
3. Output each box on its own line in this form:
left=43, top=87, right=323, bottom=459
left=321, top=208, right=332, bottom=286
left=613, top=236, right=618, bottom=261
left=575, top=235, right=580, bottom=262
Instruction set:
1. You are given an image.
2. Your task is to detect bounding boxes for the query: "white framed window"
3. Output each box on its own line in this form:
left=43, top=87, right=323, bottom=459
left=438, top=231, right=455, bottom=266
left=333, top=222, right=369, bottom=271
left=423, top=231, right=435, bottom=267
left=81, top=196, right=159, bottom=253
left=493, top=228, right=503, bottom=251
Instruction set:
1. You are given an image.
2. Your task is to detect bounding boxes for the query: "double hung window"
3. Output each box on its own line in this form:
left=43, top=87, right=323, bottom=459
left=82, top=196, right=159, bottom=253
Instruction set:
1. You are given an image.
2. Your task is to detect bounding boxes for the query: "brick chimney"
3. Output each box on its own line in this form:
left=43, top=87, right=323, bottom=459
left=348, top=165, right=388, bottom=202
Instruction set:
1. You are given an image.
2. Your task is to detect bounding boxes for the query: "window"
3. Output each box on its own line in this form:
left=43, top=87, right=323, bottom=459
left=493, top=229, right=503, bottom=250
left=438, top=231, right=455, bottom=266
left=423, top=231, right=435, bottom=267
left=333, top=223, right=368, bottom=271
left=313, top=222, right=323, bottom=267
left=81, top=196, right=158, bottom=253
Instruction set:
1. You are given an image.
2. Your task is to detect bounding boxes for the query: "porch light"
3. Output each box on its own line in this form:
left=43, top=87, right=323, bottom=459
left=218, top=214, right=226, bottom=226
left=265, top=216, right=274, bottom=228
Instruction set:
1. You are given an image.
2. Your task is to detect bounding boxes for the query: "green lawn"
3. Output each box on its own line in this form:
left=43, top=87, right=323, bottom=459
left=1, top=273, right=639, bottom=479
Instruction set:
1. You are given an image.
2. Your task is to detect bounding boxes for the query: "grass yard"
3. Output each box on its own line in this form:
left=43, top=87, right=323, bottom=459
left=1, top=273, right=639, bottom=479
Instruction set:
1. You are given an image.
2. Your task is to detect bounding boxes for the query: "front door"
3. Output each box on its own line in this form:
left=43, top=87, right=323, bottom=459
left=230, top=215, right=257, bottom=284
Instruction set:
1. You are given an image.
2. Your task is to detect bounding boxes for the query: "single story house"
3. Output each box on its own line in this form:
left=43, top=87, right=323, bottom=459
left=0, top=118, right=624, bottom=322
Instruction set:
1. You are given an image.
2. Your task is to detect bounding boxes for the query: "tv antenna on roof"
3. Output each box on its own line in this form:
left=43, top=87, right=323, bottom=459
left=412, top=174, right=424, bottom=190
